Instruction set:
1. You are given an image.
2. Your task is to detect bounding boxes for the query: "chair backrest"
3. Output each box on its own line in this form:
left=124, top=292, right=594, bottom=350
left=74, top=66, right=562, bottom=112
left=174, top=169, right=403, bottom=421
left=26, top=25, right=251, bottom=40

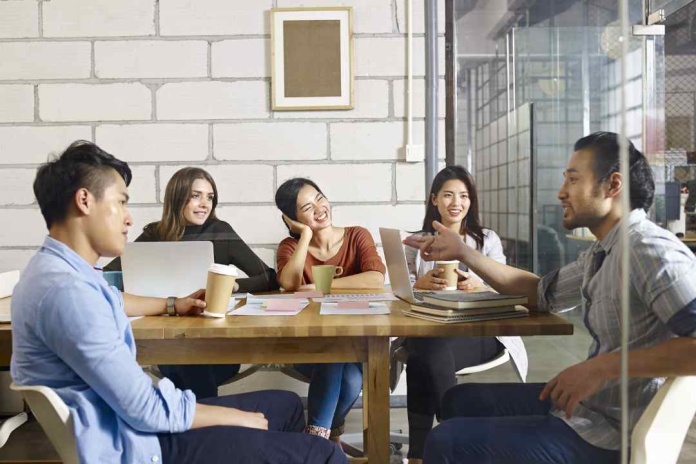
left=10, top=383, right=79, bottom=464
left=631, top=376, right=696, bottom=464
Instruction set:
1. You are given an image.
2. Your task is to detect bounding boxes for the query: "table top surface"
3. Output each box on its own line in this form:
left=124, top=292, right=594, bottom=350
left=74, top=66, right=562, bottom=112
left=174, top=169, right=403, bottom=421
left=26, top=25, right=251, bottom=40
left=0, top=292, right=573, bottom=340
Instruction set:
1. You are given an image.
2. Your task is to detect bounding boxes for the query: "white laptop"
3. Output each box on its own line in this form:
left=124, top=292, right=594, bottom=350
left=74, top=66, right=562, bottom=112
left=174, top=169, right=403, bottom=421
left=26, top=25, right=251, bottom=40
left=379, top=227, right=458, bottom=304
left=121, top=241, right=214, bottom=298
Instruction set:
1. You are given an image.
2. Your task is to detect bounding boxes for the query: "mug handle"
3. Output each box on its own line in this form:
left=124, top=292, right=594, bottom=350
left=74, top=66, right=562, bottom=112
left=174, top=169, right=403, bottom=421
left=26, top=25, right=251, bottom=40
left=334, top=266, right=344, bottom=277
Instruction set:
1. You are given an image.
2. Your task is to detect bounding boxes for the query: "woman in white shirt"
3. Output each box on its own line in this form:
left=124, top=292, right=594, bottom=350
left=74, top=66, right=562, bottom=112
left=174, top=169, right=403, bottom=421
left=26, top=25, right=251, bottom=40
left=400, top=165, right=527, bottom=464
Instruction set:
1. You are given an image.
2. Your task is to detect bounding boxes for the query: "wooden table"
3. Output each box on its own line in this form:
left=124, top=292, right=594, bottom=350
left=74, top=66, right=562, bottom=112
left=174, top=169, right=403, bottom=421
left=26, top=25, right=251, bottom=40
left=0, top=295, right=574, bottom=464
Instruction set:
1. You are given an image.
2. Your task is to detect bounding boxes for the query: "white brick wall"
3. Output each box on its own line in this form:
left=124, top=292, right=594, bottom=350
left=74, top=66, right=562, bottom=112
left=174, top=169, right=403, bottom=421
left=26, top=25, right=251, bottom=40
left=95, top=41, right=208, bottom=79
left=0, top=42, right=91, bottom=80
left=43, top=0, right=155, bottom=38
left=0, top=1, right=39, bottom=39
left=0, top=169, right=36, bottom=206
left=212, top=39, right=269, bottom=78
left=157, top=82, right=270, bottom=120
left=276, top=0, right=393, bottom=34
left=96, top=124, right=209, bottom=163
left=0, top=0, right=447, bottom=272
left=160, top=0, right=271, bottom=36
left=0, top=126, right=92, bottom=164
left=39, top=84, right=152, bottom=122
left=160, top=164, right=275, bottom=204
left=277, top=163, right=393, bottom=203
left=0, top=85, right=34, bottom=123
left=214, top=123, right=327, bottom=161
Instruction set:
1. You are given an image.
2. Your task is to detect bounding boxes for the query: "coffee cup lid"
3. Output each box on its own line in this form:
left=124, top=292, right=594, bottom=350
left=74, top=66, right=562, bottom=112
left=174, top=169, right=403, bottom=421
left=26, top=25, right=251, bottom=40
left=208, top=263, right=238, bottom=276
left=435, top=260, right=459, bottom=264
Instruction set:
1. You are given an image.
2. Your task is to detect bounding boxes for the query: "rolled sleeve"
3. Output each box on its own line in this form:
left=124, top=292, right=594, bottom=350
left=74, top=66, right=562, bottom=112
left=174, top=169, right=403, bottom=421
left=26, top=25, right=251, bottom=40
left=536, top=251, right=588, bottom=314
left=37, top=281, right=196, bottom=434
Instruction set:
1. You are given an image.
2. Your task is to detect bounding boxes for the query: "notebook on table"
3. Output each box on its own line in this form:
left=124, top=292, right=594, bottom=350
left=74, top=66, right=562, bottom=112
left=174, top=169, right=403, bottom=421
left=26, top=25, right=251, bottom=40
left=421, top=291, right=528, bottom=310
left=120, top=241, right=214, bottom=298
left=379, top=227, right=529, bottom=323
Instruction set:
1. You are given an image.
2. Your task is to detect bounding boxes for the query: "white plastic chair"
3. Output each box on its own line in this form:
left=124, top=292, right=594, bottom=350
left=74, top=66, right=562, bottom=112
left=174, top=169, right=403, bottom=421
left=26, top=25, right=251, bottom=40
left=10, top=383, right=79, bottom=464
left=455, top=349, right=510, bottom=376
left=631, top=376, right=696, bottom=464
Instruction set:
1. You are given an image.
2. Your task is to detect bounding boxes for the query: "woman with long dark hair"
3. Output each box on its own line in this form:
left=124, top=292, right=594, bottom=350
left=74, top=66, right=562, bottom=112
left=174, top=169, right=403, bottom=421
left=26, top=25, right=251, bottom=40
left=274, top=177, right=386, bottom=442
left=400, top=165, right=527, bottom=464
left=106, top=167, right=278, bottom=398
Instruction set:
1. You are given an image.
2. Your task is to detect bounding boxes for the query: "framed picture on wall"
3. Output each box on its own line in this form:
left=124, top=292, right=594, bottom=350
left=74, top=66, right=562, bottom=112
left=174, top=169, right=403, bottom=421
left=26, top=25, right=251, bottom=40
left=270, top=7, right=353, bottom=111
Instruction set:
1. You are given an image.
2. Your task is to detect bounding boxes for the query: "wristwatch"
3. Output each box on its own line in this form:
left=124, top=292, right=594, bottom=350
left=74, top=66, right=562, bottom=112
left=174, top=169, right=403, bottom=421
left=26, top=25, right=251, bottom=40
left=166, top=296, right=177, bottom=317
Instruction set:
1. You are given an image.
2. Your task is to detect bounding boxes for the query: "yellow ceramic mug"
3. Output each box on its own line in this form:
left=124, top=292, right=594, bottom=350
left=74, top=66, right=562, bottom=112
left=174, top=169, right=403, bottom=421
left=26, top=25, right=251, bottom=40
left=312, top=265, right=344, bottom=294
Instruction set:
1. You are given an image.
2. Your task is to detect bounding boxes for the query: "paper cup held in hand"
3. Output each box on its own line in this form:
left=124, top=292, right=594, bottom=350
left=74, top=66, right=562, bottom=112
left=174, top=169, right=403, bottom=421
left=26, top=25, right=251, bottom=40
left=203, top=264, right=238, bottom=318
left=436, top=260, right=459, bottom=290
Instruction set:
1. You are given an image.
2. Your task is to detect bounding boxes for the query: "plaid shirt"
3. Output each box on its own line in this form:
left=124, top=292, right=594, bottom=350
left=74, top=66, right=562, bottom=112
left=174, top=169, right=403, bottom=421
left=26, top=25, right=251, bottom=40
left=537, top=209, right=696, bottom=450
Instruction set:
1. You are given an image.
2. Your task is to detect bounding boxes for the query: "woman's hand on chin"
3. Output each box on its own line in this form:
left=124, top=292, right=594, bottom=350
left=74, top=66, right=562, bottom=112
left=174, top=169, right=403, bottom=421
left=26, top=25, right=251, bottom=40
left=283, top=214, right=312, bottom=238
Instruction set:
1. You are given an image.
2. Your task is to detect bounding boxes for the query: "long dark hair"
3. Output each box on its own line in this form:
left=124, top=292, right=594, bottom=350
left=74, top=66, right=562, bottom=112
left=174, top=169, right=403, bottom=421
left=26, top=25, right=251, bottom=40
left=144, top=167, right=219, bottom=241
left=421, top=165, right=485, bottom=250
left=275, top=177, right=325, bottom=240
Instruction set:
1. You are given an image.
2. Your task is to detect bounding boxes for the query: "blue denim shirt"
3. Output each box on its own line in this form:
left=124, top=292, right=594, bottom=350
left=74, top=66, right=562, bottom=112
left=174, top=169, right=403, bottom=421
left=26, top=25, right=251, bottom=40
left=11, top=237, right=196, bottom=463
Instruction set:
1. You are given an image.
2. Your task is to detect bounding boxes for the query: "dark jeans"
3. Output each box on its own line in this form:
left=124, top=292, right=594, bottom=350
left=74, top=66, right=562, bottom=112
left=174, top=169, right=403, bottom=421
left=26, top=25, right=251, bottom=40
left=424, top=383, right=620, bottom=464
left=294, top=363, right=363, bottom=430
left=158, top=364, right=241, bottom=399
left=405, top=336, right=503, bottom=458
left=158, top=390, right=348, bottom=464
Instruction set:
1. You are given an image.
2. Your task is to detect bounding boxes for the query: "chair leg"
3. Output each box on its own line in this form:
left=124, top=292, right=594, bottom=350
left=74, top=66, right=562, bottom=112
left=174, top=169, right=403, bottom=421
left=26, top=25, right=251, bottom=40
left=0, top=412, right=28, bottom=448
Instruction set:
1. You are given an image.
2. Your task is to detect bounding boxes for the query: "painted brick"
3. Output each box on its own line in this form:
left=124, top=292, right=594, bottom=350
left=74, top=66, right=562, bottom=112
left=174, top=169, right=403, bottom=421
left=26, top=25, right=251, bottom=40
left=396, top=162, right=426, bottom=202
left=393, top=78, right=447, bottom=118
left=275, top=80, right=388, bottom=119
left=0, top=169, right=36, bottom=205
left=216, top=206, right=286, bottom=245
left=39, top=83, right=152, bottom=122
left=276, top=0, right=393, bottom=33
left=0, top=209, right=47, bottom=246
left=0, top=42, right=90, bottom=80
left=331, top=204, right=425, bottom=245
left=214, top=123, right=326, bottom=161
left=331, top=122, right=405, bottom=161
left=0, top=249, right=36, bottom=273
left=0, top=126, right=92, bottom=164
left=277, top=164, right=392, bottom=202
left=212, top=39, right=268, bottom=78
left=395, top=0, right=446, bottom=34
left=43, top=0, right=155, bottom=37
left=95, top=41, right=208, bottom=79
left=96, top=124, right=209, bottom=163
left=159, top=164, right=274, bottom=204
left=127, top=165, right=157, bottom=204
left=160, top=0, right=271, bottom=36
left=0, top=1, right=39, bottom=39
left=157, top=81, right=269, bottom=120
left=0, top=85, right=33, bottom=123
left=127, top=206, right=164, bottom=241
left=354, top=37, right=446, bottom=77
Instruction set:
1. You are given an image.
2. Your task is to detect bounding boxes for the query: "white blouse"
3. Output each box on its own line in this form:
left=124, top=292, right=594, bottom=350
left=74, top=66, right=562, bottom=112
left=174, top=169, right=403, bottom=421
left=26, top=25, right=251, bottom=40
left=404, top=228, right=528, bottom=382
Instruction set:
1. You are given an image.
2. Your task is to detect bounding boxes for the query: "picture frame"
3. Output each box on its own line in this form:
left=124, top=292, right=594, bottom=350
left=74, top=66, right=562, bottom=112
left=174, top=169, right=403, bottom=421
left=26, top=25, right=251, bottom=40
left=270, top=7, right=353, bottom=111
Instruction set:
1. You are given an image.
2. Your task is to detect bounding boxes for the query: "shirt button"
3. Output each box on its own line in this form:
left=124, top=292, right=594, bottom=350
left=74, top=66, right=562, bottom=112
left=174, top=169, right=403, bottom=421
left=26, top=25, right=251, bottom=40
left=151, top=456, right=159, bottom=463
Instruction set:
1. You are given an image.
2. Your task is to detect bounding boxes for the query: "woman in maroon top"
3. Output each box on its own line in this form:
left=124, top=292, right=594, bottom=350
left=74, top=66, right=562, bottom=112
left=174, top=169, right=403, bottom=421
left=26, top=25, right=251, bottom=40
left=275, top=178, right=385, bottom=442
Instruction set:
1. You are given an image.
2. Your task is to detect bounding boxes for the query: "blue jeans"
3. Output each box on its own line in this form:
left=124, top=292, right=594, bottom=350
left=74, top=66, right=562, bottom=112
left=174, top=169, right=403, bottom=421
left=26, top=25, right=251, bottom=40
left=158, top=390, right=347, bottom=463
left=424, top=383, right=620, bottom=464
left=295, top=363, right=363, bottom=430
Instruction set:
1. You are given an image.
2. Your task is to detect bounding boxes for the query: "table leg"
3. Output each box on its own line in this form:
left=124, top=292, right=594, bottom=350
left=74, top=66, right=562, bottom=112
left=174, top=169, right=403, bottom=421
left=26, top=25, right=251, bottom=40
left=364, top=337, right=389, bottom=464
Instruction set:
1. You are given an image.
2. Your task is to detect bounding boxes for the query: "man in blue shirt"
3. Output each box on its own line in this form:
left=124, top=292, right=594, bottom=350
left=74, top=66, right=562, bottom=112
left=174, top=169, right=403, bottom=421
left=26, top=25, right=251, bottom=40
left=405, top=132, right=696, bottom=464
left=11, top=141, right=346, bottom=464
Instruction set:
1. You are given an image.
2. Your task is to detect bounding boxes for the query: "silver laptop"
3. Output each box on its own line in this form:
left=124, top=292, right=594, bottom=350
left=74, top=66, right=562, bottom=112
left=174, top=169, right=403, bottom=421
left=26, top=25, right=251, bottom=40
left=121, top=241, right=214, bottom=298
left=379, top=227, right=457, bottom=304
